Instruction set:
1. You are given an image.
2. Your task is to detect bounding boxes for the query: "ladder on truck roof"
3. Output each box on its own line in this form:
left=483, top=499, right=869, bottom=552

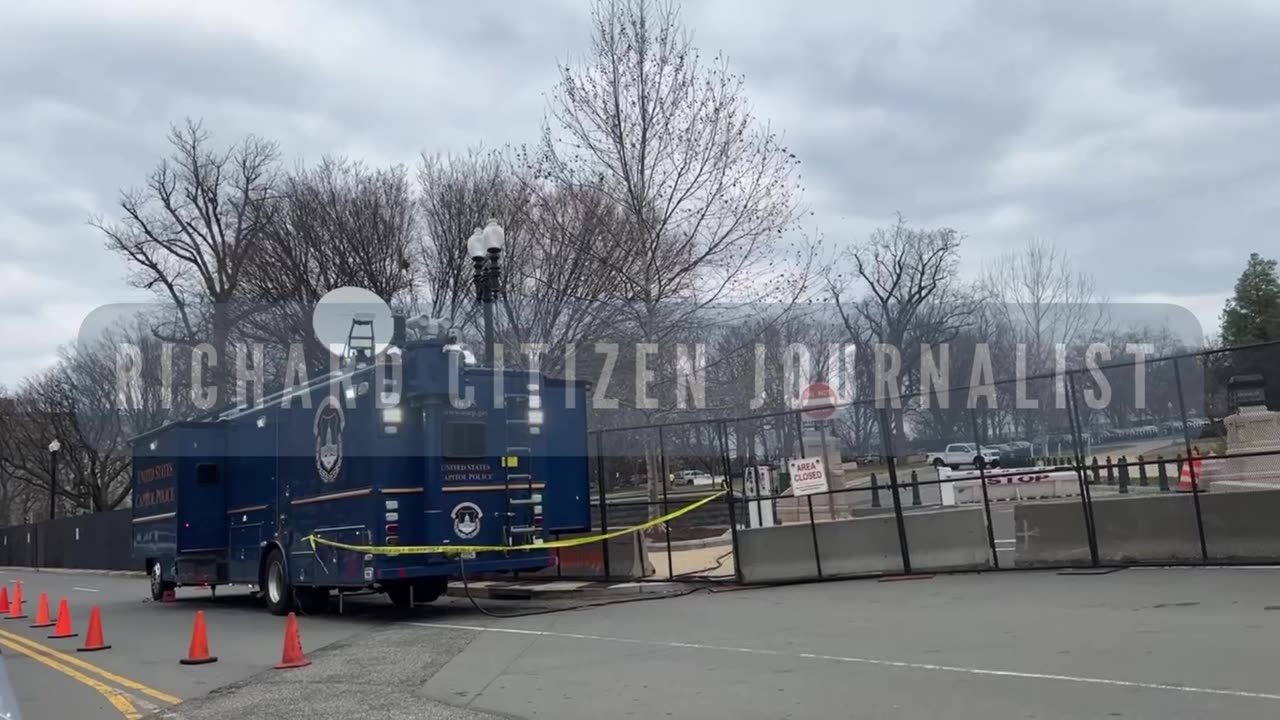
left=503, top=378, right=542, bottom=545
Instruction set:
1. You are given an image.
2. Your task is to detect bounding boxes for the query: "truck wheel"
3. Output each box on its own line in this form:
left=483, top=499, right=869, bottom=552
left=263, top=549, right=293, bottom=616
left=386, top=583, right=412, bottom=610
left=297, top=587, right=329, bottom=615
left=931, top=458, right=945, bottom=469
left=414, top=577, right=448, bottom=604
left=149, top=561, right=175, bottom=602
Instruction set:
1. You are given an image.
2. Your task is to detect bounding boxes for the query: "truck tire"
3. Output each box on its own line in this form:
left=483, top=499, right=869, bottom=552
left=387, top=579, right=447, bottom=610
left=931, top=458, right=945, bottom=469
left=386, top=583, right=412, bottom=610
left=297, top=587, right=329, bottom=615
left=263, top=549, right=294, bottom=616
left=149, top=561, right=175, bottom=602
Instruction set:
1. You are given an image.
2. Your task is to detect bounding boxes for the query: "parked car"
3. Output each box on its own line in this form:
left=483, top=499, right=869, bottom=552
left=925, top=443, right=1001, bottom=470
left=672, top=470, right=715, bottom=486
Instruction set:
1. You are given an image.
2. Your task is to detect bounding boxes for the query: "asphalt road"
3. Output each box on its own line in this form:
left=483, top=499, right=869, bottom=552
left=6, top=565, right=1280, bottom=718
left=0, top=566, right=473, bottom=719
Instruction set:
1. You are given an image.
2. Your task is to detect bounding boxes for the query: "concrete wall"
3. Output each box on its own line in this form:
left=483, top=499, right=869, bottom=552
left=1014, top=488, right=1280, bottom=566
left=737, top=506, right=992, bottom=583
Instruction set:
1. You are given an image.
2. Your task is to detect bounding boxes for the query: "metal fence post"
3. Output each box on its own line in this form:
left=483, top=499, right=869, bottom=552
left=1172, top=357, right=1209, bottom=563
left=870, top=472, right=881, bottom=508
left=1118, top=456, right=1130, bottom=494
left=717, top=422, right=744, bottom=583
left=594, top=431, right=612, bottom=581
left=789, top=411, right=823, bottom=577
left=910, top=469, right=922, bottom=506
left=657, top=425, right=674, bottom=580
left=878, top=407, right=911, bottom=574
left=969, top=409, right=999, bottom=569
left=1066, top=372, right=1100, bottom=567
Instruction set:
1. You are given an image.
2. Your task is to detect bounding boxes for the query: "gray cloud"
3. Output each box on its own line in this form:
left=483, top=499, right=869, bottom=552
left=1, top=0, right=1275, bottom=384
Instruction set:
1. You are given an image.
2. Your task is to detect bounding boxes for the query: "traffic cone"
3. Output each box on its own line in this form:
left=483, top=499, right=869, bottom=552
left=77, top=606, right=111, bottom=652
left=179, top=610, right=217, bottom=665
left=29, top=593, right=54, bottom=629
left=49, top=598, right=77, bottom=639
left=1176, top=455, right=1203, bottom=492
left=0, top=586, right=9, bottom=614
left=5, top=583, right=25, bottom=620
left=273, top=612, right=311, bottom=670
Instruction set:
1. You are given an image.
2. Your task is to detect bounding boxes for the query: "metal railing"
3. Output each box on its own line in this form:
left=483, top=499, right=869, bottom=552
left=576, top=340, right=1280, bottom=583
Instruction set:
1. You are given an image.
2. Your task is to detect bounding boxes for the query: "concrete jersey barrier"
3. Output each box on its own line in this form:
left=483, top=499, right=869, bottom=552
left=1014, top=486, right=1280, bottom=566
left=737, top=506, right=992, bottom=583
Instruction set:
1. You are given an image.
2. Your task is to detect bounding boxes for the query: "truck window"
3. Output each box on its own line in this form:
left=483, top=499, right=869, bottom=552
left=196, top=463, right=220, bottom=486
left=444, top=421, right=487, bottom=458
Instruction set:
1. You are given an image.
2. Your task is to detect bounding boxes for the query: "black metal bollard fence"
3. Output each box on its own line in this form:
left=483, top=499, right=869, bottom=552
left=870, top=472, right=881, bottom=508
left=1091, top=456, right=1101, bottom=484
left=910, top=469, right=922, bottom=506
left=1157, top=455, right=1170, bottom=492
left=1118, top=456, right=1130, bottom=494
left=1106, top=456, right=1115, bottom=485
left=1138, top=455, right=1149, bottom=486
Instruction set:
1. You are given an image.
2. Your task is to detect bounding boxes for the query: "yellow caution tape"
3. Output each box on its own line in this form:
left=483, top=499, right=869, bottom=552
left=304, top=489, right=728, bottom=556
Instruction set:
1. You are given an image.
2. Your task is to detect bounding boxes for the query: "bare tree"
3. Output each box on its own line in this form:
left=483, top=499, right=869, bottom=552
left=829, top=216, right=977, bottom=447
left=239, top=157, right=418, bottom=381
left=538, top=0, right=804, bottom=506
left=416, top=149, right=526, bottom=331
left=94, top=119, right=281, bottom=399
left=982, top=237, right=1107, bottom=373
left=980, top=237, right=1108, bottom=442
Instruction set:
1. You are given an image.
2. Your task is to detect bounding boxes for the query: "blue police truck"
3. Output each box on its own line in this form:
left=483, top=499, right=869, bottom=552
left=131, top=319, right=592, bottom=614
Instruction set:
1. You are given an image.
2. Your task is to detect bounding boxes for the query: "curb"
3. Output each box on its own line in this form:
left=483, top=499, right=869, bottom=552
left=643, top=529, right=733, bottom=550
left=0, top=566, right=144, bottom=577
left=446, top=579, right=689, bottom=600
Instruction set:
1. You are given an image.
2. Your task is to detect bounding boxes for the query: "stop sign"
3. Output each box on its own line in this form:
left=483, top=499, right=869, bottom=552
left=800, top=382, right=837, bottom=421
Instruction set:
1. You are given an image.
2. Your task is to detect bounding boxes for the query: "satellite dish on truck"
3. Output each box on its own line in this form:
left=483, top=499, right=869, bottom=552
left=312, top=286, right=395, bottom=363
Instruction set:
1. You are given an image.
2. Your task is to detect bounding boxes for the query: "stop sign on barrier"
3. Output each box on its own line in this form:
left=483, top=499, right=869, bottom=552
left=800, top=382, right=836, bottom=422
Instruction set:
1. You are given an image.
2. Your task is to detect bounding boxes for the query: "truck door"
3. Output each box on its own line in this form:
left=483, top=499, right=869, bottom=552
left=176, top=458, right=227, bottom=552
left=435, top=411, right=511, bottom=550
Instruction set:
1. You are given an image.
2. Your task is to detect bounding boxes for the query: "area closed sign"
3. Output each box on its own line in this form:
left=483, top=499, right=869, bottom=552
left=787, top=456, right=829, bottom=496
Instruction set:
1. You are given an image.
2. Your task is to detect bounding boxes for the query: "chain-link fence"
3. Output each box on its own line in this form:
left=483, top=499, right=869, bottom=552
left=578, top=340, right=1280, bottom=583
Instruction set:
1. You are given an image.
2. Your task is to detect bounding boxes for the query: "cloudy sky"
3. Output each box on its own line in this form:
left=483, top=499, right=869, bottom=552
left=1, top=0, right=1275, bottom=384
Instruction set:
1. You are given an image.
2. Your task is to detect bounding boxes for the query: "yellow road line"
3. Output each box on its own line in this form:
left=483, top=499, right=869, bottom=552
left=0, top=627, right=182, bottom=705
left=0, top=637, right=142, bottom=719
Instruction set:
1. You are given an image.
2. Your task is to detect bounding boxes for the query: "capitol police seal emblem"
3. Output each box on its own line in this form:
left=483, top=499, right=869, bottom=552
left=314, top=395, right=345, bottom=483
left=452, top=502, right=482, bottom=540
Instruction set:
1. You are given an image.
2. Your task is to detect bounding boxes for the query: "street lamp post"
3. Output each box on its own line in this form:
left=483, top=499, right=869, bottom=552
left=47, top=439, right=61, bottom=521
left=468, top=218, right=506, bottom=366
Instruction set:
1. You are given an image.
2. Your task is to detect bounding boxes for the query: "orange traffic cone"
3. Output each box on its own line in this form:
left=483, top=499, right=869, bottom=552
left=49, top=598, right=76, bottom=639
left=0, top=586, right=9, bottom=614
left=29, top=593, right=54, bottom=629
left=78, top=606, right=111, bottom=652
left=179, top=610, right=217, bottom=665
left=273, top=612, right=311, bottom=669
left=1176, top=455, right=1203, bottom=493
left=5, top=582, right=25, bottom=620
